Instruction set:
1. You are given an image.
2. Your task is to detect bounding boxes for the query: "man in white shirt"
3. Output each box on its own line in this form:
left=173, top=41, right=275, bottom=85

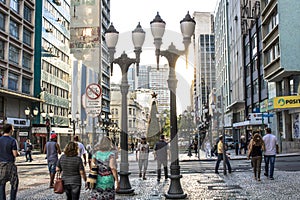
left=74, top=136, right=87, bottom=166
left=205, top=140, right=212, bottom=158
left=262, top=128, right=278, bottom=180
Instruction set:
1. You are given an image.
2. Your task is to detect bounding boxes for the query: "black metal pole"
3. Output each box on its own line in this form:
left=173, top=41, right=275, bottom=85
left=160, top=47, right=187, bottom=199
left=114, top=53, right=136, bottom=194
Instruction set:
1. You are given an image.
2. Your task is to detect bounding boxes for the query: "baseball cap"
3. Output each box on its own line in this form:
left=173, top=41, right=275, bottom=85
left=50, top=134, right=57, bottom=139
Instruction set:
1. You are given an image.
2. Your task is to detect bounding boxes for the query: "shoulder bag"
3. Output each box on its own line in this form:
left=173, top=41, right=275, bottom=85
left=54, top=172, right=64, bottom=194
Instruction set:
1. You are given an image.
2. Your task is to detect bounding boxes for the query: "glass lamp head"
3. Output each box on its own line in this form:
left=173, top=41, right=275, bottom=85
left=132, top=22, right=145, bottom=48
left=105, top=23, right=119, bottom=49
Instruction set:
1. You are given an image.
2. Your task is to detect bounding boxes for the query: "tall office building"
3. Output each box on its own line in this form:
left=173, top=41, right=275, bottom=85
left=0, top=0, right=40, bottom=148
left=149, top=64, right=170, bottom=113
left=70, top=0, right=111, bottom=115
left=214, top=0, right=258, bottom=139
left=126, top=64, right=169, bottom=113
left=192, top=12, right=215, bottom=124
left=33, top=0, right=71, bottom=150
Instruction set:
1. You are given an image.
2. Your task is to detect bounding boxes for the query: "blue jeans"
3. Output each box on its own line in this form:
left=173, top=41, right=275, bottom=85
left=215, top=153, right=232, bottom=173
left=0, top=181, right=18, bottom=200
left=264, top=155, right=276, bottom=178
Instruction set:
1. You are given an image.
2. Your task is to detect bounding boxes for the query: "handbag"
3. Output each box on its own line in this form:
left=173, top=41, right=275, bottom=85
left=53, top=172, right=64, bottom=194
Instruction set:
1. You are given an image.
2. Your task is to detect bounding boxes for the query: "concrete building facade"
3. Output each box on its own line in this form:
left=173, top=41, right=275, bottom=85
left=260, top=0, right=300, bottom=152
left=0, top=0, right=41, bottom=149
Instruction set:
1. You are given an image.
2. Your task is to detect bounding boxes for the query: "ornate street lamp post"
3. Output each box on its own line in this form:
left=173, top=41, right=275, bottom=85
left=25, top=106, right=39, bottom=142
left=105, top=22, right=145, bottom=194
left=41, top=109, right=54, bottom=141
left=68, top=111, right=80, bottom=140
left=150, top=12, right=195, bottom=199
left=100, top=112, right=112, bottom=136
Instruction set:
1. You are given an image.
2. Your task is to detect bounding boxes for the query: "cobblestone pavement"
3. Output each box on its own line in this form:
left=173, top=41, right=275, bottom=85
left=6, top=151, right=300, bottom=199
left=11, top=169, right=300, bottom=200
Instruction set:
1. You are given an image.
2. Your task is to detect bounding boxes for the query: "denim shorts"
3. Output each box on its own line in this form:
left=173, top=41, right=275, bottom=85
left=48, top=162, right=57, bottom=174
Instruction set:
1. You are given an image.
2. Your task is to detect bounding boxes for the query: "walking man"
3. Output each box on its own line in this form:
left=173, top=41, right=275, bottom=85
left=0, top=124, right=19, bottom=200
left=24, top=139, right=33, bottom=162
left=215, top=135, right=232, bottom=174
left=74, top=135, right=87, bottom=166
left=44, top=133, right=61, bottom=188
left=263, top=128, right=278, bottom=180
left=154, top=135, right=169, bottom=182
left=136, top=136, right=149, bottom=180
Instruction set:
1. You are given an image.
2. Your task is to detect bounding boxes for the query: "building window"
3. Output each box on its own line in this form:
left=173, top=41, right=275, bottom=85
left=9, top=45, right=19, bottom=64
left=0, top=12, right=5, bottom=31
left=0, top=40, right=4, bottom=59
left=10, top=0, right=19, bottom=13
left=252, top=57, right=258, bottom=73
left=22, top=51, right=31, bottom=70
left=253, top=79, right=259, bottom=95
left=23, top=28, right=31, bottom=46
left=260, top=75, right=267, bottom=90
left=9, top=20, right=19, bottom=39
left=0, top=69, right=4, bottom=87
left=22, top=77, right=30, bottom=94
left=129, top=108, right=132, bottom=115
left=23, top=5, right=32, bottom=23
left=246, top=85, right=251, bottom=98
left=8, top=72, right=18, bottom=91
left=0, top=0, right=6, bottom=4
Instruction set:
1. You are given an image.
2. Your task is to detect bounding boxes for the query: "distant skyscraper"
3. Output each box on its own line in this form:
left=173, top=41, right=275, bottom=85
left=149, top=64, right=170, bottom=113
left=127, top=64, right=169, bottom=113
left=137, top=65, right=151, bottom=89
left=192, top=12, right=215, bottom=124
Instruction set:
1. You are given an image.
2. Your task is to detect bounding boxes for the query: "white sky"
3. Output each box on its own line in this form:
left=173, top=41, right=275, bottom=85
left=109, top=0, right=218, bottom=114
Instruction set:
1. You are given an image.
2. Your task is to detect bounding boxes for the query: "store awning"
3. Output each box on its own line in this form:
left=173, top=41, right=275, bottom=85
left=233, top=120, right=268, bottom=128
left=0, top=88, right=44, bottom=102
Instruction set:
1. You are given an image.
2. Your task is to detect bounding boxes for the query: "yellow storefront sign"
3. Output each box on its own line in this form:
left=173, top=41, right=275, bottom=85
left=273, top=96, right=300, bottom=109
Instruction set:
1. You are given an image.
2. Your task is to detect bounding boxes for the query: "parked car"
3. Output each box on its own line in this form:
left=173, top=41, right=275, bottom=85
left=225, top=137, right=235, bottom=149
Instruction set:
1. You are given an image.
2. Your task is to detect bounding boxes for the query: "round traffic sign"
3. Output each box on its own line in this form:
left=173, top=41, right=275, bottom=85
left=86, top=83, right=102, bottom=100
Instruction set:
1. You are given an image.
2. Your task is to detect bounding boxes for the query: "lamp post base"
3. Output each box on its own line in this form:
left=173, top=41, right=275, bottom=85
left=116, top=171, right=134, bottom=194
left=165, top=165, right=187, bottom=199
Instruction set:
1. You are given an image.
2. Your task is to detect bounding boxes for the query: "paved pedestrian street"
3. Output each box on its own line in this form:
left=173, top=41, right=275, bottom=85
left=6, top=152, right=300, bottom=199
left=12, top=169, right=300, bottom=200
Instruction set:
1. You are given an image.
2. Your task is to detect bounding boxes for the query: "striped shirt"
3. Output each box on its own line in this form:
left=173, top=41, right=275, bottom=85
left=57, top=154, right=84, bottom=186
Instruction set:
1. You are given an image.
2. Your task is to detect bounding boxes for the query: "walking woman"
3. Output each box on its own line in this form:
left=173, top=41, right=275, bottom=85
left=247, top=133, right=265, bottom=181
left=88, top=136, right=119, bottom=200
left=136, top=136, right=149, bottom=180
left=56, top=142, right=87, bottom=200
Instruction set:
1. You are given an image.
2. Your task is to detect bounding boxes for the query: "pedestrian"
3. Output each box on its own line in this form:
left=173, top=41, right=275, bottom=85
left=0, top=124, right=19, bottom=200
left=240, top=138, right=246, bottom=154
left=205, top=140, right=211, bottom=158
left=56, top=141, right=87, bottom=200
left=74, top=135, right=87, bottom=166
left=247, top=133, right=265, bottom=181
left=24, top=139, right=33, bottom=162
left=88, top=136, right=119, bottom=199
left=263, top=128, right=279, bottom=180
left=85, top=144, right=93, bottom=170
left=193, top=139, right=198, bottom=157
left=234, top=140, right=239, bottom=156
left=136, top=136, right=150, bottom=180
left=44, top=133, right=61, bottom=188
left=130, top=142, right=135, bottom=153
left=215, top=135, right=232, bottom=174
left=154, top=134, right=169, bottom=182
